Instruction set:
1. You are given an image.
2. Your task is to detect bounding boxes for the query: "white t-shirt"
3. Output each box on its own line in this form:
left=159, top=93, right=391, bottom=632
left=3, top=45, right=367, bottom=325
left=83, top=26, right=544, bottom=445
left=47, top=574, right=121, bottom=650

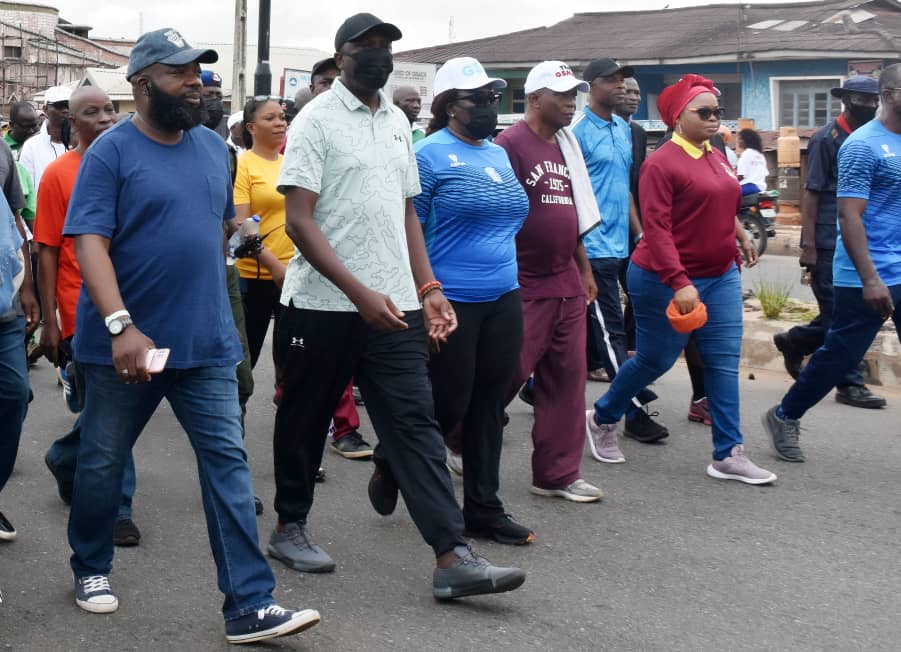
left=737, top=148, right=768, bottom=191
left=277, top=79, right=421, bottom=312
left=19, top=123, right=66, bottom=192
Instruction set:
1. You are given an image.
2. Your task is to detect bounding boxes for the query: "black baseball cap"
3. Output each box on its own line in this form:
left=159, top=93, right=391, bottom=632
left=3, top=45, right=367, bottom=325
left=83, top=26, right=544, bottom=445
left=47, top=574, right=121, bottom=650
left=583, top=58, right=635, bottom=83
left=311, top=57, right=338, bottom=79
left=334, top=13, right=402, bottom=51
left=127, top=28, right=217, bottom=80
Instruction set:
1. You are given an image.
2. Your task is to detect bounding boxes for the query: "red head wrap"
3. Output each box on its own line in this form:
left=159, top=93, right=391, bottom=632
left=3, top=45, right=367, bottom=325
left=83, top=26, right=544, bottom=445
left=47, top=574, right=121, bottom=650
left=656, top=74, right=719, bottom=129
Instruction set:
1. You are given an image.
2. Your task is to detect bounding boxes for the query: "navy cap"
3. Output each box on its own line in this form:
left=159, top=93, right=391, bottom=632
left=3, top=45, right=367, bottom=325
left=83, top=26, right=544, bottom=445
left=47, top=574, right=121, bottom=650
left=311, top=57, right=338, bottom=79
left=583, top=58, right=635, bottom=83
left=831, top=75, right=879, bottom=98
left=201, top=70, right=222, bottom=87
left=127, top=28, right=218, bottom=81
left=334, top=13, right=402, bottom=51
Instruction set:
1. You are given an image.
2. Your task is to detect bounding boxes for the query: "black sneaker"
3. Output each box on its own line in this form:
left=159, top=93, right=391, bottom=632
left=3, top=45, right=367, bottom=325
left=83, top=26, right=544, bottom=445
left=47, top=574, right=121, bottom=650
left=225, top=604, right=320, bottom=644
left=835, top=385, right=887, bottom=409
left=315, top=466, right=326, bottom=483
left=773, top=332, right=803, bottom=379
left=465, top=514, right=535, bottom=546
left=44, top=451, right=73, bottom=505
left=433, top=544, right=526, bottom=600
left=624, top=408, right=669, bottom=443
left=0, top=511, right=16, bottom=542
left=367, top=461, right=398, bottom=516
left=254, top=496, right=264, bottom=516
left=113, top=518, right=141, bottom=547
left=330, top=431, right=373, bottom=459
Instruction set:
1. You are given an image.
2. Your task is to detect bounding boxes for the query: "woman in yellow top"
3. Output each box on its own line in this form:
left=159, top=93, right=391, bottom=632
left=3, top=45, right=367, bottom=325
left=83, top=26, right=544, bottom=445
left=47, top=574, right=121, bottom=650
left=233, top=97, right=293, bottom=380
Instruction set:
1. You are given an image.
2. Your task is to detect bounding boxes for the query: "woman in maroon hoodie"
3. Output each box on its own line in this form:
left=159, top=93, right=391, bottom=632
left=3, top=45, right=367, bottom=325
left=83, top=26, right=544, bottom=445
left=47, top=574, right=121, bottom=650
left=585, top=75, right=776, bottom=485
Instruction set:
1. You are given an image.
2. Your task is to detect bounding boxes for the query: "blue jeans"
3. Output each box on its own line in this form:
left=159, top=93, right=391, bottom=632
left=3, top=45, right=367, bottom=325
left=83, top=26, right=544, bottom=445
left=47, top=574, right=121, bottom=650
left=594, top=263, right=744, bottom=460
left=0, top=316, right=29, bottom=493
left=46, top=413, right=136, bottom=520
left=68, top=364, right=275, bottom=620
left=781, top=283, right=901, bottom=420
left=782, top=248, right=863, bottom=388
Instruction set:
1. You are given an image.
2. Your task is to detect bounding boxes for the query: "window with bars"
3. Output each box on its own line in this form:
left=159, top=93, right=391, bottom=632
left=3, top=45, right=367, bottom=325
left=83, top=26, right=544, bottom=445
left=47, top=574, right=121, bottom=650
left=778, top=79, right=842, bottom=128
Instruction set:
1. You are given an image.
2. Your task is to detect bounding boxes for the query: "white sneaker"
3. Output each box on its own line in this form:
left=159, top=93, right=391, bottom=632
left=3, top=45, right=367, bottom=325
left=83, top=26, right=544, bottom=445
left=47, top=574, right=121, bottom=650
left=446, top=447, right=463, bottom=476
left=585, top=410, right=625, bottom=463
left=531, top=479, right=603, bottom=503
left=706, top=445, right=777, bottom=485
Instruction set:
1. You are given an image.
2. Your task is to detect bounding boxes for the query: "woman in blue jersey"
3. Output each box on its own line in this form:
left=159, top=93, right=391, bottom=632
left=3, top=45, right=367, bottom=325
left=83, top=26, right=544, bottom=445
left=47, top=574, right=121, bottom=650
left=415, top=57, right=532, bottom=545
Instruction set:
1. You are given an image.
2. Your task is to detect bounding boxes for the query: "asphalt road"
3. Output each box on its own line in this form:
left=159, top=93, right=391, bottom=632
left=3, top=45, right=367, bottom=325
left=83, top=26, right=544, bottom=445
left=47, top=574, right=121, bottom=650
left=2, top=342, right=900, bottom=651
left=743, top=253, right=815, bottom=302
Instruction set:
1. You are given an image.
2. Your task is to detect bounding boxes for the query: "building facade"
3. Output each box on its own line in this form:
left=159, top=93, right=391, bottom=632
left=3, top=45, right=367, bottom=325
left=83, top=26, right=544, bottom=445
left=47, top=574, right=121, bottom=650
left=397, top=0, right=901, bottom=130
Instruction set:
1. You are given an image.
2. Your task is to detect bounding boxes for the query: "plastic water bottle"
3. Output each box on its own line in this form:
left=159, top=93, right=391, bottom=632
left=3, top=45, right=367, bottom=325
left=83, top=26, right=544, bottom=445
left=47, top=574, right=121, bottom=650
left=227, top=215, right=260, bottom=261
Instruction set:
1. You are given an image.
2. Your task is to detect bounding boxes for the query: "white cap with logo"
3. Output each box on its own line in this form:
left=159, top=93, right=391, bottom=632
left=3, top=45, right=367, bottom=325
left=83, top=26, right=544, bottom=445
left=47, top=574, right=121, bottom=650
left=524, top=61, right=590, bottom=95
left=434, top=57, right=507, bottom=96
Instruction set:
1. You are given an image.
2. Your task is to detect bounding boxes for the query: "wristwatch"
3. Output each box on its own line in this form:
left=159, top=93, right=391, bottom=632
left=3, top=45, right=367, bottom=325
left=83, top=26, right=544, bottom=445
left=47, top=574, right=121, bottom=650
left=104, top=310, right=133, bottom=336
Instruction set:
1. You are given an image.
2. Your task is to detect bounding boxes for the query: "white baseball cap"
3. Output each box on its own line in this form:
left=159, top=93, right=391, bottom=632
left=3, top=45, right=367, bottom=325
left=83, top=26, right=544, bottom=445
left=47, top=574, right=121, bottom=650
left=434, top=57, right=507, bottom=96
left=44, top=85, right=72, bottom=105
left=524, top=61, right=590, bottom=95
left=227, top=111, right=244, bottom=129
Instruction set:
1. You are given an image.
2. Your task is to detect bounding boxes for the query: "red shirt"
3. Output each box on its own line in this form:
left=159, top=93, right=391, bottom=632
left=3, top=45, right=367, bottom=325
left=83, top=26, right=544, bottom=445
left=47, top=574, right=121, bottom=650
left=494, top=120, right=583, bottom=300
left=33, top=151, right=82, bottom=339
left=632, top=135, right=741, bottom=290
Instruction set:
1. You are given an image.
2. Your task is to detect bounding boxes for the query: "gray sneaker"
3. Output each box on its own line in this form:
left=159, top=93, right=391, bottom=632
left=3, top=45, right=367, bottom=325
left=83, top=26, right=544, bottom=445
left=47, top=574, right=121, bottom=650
left=706, top=445, right=777, bottom=485
left=761, top=405, right=805, bottom=462
left=433, top=545, right=525, bottom=600
left=585, top=410, right=625, bottom=463
left=530, top=479, right=603, bottom=503
left=267, top=522, right=336, bottom=573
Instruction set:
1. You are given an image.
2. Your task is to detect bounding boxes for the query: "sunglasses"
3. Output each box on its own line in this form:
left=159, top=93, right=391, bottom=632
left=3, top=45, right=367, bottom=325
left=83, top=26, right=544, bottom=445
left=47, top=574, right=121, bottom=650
left=455, top=91, right=502, bottom=107
left=687, top=106, right=725, bottom=120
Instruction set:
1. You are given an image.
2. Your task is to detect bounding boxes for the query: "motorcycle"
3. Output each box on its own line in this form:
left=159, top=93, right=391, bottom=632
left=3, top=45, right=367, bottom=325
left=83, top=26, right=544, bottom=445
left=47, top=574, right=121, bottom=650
left=739, top=190, right=779, bottom=256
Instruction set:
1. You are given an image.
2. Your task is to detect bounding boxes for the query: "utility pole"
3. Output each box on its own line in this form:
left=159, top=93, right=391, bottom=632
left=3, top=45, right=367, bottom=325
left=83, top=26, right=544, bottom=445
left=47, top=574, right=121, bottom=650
left=232, top=0, right=247, bottom=109
left=253, top=0, right=271, bottom=96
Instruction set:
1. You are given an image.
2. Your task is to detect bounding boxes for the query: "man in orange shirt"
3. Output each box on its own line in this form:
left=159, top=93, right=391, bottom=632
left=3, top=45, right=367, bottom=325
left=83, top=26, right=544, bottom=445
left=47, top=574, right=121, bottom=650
left=35, top=87, right=141, bottom=546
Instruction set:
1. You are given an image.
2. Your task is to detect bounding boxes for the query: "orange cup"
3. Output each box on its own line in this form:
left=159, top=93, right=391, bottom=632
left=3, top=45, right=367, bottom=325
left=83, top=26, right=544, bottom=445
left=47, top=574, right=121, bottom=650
left=666, top=299, right=708, bottom=333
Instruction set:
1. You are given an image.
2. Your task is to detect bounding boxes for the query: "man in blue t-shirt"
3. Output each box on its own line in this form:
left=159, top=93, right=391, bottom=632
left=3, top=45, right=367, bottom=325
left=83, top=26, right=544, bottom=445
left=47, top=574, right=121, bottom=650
left=773, top=75, right=885, bottom=409
left=763, top=64, right=901, bottom=463
left=572, top=58, right=667, bottom=443
left=61, top=28, right=319, bottom=643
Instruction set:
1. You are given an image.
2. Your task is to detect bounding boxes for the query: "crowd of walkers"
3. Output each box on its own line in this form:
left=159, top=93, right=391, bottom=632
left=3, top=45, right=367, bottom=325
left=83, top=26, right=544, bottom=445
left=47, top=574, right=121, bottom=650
left=0, top=11, right=899, bottom=645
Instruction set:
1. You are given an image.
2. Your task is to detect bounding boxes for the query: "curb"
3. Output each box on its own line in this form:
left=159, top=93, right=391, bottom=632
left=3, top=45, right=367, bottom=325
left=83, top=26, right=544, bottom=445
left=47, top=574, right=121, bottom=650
left=741, top=314, right=900, bottom=387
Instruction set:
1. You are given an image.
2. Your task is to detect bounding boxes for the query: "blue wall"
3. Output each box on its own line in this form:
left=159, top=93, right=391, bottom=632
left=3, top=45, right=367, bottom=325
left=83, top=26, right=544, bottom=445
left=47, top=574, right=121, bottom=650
left=630, top=60, right=848, bottom=128
left=740, top=60, right=847, bottom=129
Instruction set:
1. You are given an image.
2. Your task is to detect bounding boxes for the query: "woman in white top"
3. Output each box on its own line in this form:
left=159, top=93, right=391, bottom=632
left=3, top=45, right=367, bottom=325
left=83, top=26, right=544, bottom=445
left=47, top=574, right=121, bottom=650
left=737, top=128, right=768, bottom=195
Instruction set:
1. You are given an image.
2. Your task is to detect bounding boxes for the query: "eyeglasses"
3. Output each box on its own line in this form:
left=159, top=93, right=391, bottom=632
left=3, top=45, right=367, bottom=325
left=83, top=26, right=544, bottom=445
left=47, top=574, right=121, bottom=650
left=687, top=106, right=725, bottom=120
left=253, top=95, right=284, bottom=103
left=455, top=91, right=502, bottom=107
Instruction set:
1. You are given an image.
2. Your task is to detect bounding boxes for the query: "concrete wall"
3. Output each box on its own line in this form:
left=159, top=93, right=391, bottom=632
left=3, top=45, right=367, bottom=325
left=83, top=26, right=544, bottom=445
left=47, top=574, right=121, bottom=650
left=0, top=3, right=57, bottom=38
left=741, top=59, right=848, bottom=130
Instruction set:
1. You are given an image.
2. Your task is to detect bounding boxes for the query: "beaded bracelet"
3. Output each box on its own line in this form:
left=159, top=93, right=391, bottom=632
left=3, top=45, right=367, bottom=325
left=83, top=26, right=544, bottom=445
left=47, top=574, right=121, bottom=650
left=417, top=280, right=443, bottom=302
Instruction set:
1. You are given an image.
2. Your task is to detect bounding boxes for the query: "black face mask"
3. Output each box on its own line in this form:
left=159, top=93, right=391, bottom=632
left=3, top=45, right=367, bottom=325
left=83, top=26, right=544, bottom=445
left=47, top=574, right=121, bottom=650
left=848, top=103, right=877, bottom=125
left=459, top=105, right=498, bottom=140
left=349, top=47, right=393, bottom=90
left=147, top=83, right=202, bottom=131
left=203, top=99, right=225, bottom=128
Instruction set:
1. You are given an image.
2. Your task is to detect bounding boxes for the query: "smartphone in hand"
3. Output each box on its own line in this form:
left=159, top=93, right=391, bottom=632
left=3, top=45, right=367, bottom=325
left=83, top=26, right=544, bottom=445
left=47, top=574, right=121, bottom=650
left=145, top=348, right=170, bottom=374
